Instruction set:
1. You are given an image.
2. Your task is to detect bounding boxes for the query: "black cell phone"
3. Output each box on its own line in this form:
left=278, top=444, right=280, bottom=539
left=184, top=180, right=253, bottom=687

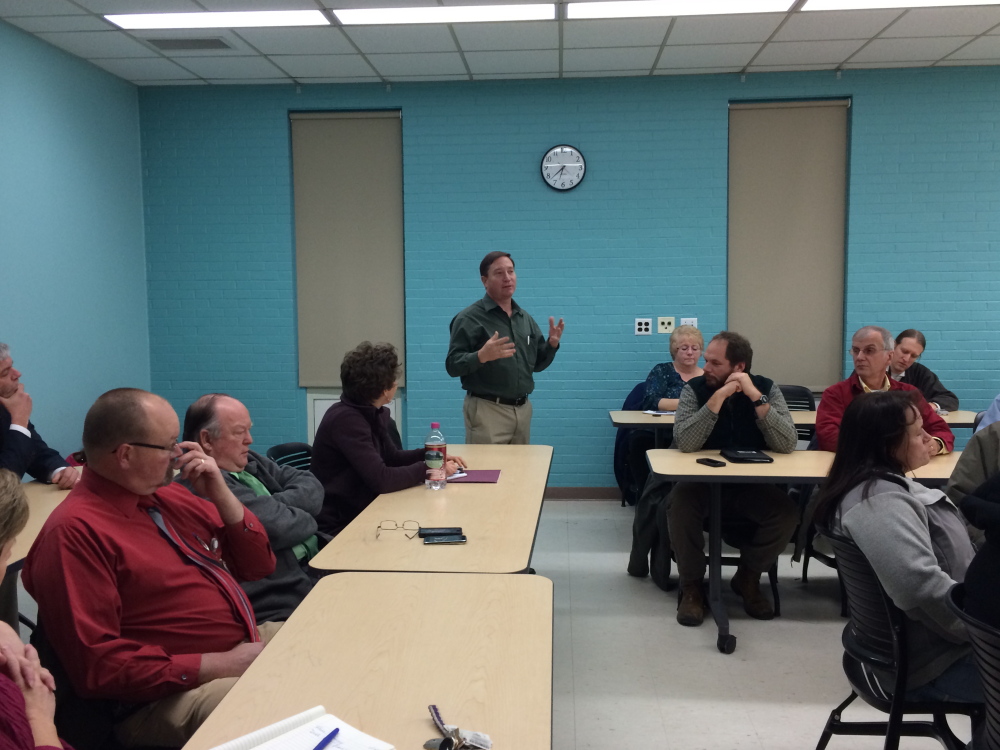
left=423, top=534, right=467, bottom=545
left=696, top=458, right=726, bottom=468
left=418, top=527, right=462, bottom=538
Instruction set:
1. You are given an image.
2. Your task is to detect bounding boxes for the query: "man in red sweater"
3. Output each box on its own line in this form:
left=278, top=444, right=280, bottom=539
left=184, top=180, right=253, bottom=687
left=816, top=326, right=953, bottom=453
left=23, top=388, right=277, bottom=747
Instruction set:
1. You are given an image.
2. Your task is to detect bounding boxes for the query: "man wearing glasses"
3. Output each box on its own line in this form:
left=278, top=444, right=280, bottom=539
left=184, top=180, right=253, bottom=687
left=815, top=326, right=953, bottom=453
left=23, top=388, right=277, bottom=747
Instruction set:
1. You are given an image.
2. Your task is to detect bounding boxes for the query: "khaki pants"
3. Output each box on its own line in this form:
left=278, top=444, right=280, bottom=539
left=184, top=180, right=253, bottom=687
left=463, top=393, right=532, bottom=444
left=666, top=482, right=798, bottom=587
left=115, top=621, right=284, bottom=748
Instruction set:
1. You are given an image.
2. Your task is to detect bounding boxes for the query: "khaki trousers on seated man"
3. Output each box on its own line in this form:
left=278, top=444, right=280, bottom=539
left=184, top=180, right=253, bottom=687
left=115, top=621, right=283, bottom=747
left=463, top=393, right=532, bottom=445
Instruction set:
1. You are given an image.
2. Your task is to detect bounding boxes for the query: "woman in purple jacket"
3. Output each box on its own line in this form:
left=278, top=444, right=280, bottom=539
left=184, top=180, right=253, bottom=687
left=311, top=342, right=465, bottom=536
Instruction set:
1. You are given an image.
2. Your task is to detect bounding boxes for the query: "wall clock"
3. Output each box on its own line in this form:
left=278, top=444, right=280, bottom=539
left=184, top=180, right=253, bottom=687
left=541, top=145, right=585, bottom=191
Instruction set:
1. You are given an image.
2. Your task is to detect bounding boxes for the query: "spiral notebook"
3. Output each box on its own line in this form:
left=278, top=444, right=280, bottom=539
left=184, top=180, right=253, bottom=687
left=210, top=706, right=393, bottom=750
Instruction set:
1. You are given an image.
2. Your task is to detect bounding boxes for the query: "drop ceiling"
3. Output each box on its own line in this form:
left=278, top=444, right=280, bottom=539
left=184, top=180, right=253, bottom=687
left=3, top=0, right=1000, bottom=85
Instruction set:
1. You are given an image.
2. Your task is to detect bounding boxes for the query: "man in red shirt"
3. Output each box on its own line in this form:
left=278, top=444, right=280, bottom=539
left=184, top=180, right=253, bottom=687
left=23, top=388, right=277, bottom=747
left=816, top=326, right=953, bottom=453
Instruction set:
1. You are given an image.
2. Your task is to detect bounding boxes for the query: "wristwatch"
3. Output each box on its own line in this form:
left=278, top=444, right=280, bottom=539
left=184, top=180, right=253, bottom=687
left=752, top=394, right=769, bottom=407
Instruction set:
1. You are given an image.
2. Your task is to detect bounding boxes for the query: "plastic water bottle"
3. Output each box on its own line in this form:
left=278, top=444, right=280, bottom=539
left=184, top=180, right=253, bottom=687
left=425, top=422, right=447, bottom=490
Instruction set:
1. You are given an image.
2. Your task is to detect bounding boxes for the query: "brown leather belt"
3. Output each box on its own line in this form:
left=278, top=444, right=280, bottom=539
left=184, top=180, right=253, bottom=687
left=469, top=392, right=528, bottom=407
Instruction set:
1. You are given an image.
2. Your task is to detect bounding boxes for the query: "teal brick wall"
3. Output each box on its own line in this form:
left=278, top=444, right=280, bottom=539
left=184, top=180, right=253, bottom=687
left=141, top=66, right=1000, bottom=484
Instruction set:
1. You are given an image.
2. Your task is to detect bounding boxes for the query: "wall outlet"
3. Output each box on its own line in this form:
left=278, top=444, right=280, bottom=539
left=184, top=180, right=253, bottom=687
left=658, top=316, right=675, bottom=334
left=635, top=318, right=652, bottom=335
left=680, top=317, right=698, bottom=328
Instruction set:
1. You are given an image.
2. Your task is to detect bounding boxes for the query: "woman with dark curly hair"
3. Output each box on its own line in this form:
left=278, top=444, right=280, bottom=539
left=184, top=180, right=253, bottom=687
left=312, top=342, right=465, bottom=536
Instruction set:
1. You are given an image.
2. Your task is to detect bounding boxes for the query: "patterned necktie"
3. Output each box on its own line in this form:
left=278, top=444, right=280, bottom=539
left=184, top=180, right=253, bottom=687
left=147, top=504, right=260, bottom=643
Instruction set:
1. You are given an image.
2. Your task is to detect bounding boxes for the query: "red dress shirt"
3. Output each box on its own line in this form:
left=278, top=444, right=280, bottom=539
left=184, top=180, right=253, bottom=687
left=816, top=372, right=955, bottom=453
left=0, top=673, right=70, bottom=750
left=22, top=468, right=275, bottom=704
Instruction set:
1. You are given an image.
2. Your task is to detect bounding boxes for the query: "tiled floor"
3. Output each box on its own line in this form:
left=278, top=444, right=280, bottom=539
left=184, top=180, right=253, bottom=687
left=532, top=499, right=972, bottom=750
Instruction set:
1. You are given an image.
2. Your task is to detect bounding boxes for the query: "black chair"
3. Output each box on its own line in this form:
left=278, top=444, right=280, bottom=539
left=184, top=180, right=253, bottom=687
left=975, top=410, right=988, bottom=431
left=614, top=381, right=647, bottom=507
left=948, top=584, right=1000, bottom=750
left=779, top=384, right=816, bottom=443
left=815, top=527, right=981, bottom=750
left=266, top=442, right=313, bottom=471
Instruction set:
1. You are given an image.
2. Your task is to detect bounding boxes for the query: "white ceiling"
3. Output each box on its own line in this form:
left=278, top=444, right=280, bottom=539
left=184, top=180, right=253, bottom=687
left=4, top=0, right=1000, bottom=85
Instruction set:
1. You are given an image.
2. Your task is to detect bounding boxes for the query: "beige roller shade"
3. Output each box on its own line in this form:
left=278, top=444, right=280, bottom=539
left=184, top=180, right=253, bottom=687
left=728, top=100, right=849, bottom=392
left=291, top=111, right=405, bottom=387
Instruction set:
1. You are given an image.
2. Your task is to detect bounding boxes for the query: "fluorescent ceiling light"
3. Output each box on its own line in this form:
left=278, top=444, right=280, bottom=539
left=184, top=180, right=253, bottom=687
left=803, top=0, right=1000, bottom=8
left=567, top=0, right=792, bottom=20
left=105, top=10, right=329, bottom=30
left=334, top=4, right=555, bottom=24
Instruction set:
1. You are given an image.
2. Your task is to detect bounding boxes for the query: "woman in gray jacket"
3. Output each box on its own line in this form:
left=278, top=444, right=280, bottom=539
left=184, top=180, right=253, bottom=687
left=813, top=390, right=982, bottom=703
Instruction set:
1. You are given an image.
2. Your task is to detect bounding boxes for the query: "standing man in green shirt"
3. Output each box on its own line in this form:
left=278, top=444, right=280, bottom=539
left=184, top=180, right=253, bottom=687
left=446, top=251, right=565, bottom=444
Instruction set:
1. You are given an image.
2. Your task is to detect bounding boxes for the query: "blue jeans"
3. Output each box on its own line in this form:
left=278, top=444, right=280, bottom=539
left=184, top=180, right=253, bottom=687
left=906, top=654, right=985, bottom=704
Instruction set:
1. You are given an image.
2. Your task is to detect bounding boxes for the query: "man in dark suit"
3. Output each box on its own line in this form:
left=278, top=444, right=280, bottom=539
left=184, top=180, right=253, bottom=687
left=0, top=342, right=76, bottom=489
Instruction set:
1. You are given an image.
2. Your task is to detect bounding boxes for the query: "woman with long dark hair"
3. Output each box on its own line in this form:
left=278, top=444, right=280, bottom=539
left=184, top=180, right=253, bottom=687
left=814, top=390, right=981, bottom=703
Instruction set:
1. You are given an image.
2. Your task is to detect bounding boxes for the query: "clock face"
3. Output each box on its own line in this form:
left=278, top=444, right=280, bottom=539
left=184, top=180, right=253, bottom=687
left=541, top=145, right=585, bottom=191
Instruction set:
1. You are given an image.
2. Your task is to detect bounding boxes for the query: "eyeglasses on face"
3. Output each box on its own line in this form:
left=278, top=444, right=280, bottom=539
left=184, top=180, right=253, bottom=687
left=850, top=346, right=886, bottom=357
left=376, top=520, right=419, bottom=540
left=118, top=441, right=179, bottom=454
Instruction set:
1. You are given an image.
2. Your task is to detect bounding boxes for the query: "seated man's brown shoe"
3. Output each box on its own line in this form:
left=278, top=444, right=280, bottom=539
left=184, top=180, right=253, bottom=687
left=676, top=583, right=706, bottom=627
left=731, top=566, right=774, bottom=620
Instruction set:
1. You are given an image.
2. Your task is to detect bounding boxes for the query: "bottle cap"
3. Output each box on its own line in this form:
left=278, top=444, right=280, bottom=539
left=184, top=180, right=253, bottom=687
left=431, top=422, right=440, bottom=429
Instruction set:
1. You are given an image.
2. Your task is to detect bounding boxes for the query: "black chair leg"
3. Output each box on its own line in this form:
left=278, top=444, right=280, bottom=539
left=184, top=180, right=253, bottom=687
left=767, top=562, right=780, bottom=618
left=815, top=691, right=857, bottom=750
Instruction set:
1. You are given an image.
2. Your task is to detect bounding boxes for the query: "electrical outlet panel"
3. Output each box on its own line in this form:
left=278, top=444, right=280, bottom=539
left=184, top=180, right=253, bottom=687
left=680, top=317, right=698, bottom=328
left=635, top=318, right=652, bottom=335
left=658, top=317, right=675, bottom=334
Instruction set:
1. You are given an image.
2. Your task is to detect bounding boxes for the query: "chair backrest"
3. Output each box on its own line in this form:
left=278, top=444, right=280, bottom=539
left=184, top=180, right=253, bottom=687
left=266, top=442, right=313, bottom=471
left=949, top=584, right=1000, bottom=749
left=779, top=384, right=816, bottom=442
left=613, top=382, right=648, bottom=503
left=976, top=411, right=988, bottom=431
left=820, top=526, right=906, bottom=684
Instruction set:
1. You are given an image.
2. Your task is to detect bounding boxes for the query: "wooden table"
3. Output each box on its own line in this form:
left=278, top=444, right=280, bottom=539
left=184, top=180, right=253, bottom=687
left=646, top=449, right=961, bottom=655
left=942, top=410, right=980, bottom=429
left=183, top=572, right=554, bottom=750
left=610, top=410, right=816, bottom=448
left=9, top=478, right=73, bottom=569
left=310, top=444, right=553, bottom=574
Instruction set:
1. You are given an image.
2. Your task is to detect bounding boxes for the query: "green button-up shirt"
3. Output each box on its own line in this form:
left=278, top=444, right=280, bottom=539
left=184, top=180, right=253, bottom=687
left=446, top=294, right=559, bottom=400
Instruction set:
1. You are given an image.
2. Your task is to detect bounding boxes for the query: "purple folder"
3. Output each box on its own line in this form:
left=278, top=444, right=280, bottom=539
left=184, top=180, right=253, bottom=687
left=447, top=469, right=501, bottom=483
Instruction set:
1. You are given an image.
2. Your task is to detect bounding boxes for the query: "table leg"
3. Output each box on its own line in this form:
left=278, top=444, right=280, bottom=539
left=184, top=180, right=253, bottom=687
left=708, top=483, right=735, bottom=654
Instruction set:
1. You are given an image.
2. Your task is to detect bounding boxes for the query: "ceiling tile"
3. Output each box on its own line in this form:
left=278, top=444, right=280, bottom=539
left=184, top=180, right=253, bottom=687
left=655, top=66, right=741, bottom=75
left=178, top=55, right=288, bottom=78
left=563, top=19, right=669, bottom=49
left=746, top=63, right=840, bottom=72
left=269, top=53, right=376, bottom=76
left=753, top=39, right=865, bottom=65
left=657, top=43, right=758, bottom=68
left=465, top=49, right=558, bottom=74
left=294, top=76, right=383, bottom=83
left=0, top=0, right=85, bottom=12
left=199, top=0, right=319, bottom=8
left=345, top=25, right=457, bottom=53
left=71, top=0, right=202, bottom=11
left=773, top=9, right=901, bottom=42
left=563, top=69, right=649, bottom=77
left=234, top=27, right=356, bottom=55
left=849, top=36, right=971, bottom=63
left=204, top=78, right=293, bottom=84
left=882, top=7, right=1000, bottom=38
left=386, top=73, right=469, bottom=80
left=946, top=35, right=1000, bottom=60
left=323, top=0, right=437, bottom=7
left=37, top=30, right=159, bottom=57
left=5, top=15, right=112, bottom=32
left=668, top=13, right=783, bottom=45
left=474, top=71, right=557, bottom=78
left=452, top=21, right=556, bottom=51
left=936, top=58, right=1000, bottom=66
left=89, top=56, right=197, bottom=80
left=841, top=60, right=935, bottom=69
left=138, top=79, right=208, bottom=85
left=563, top=46, right=658, bottom=71
left=366, top=51, right=466, bottom=75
